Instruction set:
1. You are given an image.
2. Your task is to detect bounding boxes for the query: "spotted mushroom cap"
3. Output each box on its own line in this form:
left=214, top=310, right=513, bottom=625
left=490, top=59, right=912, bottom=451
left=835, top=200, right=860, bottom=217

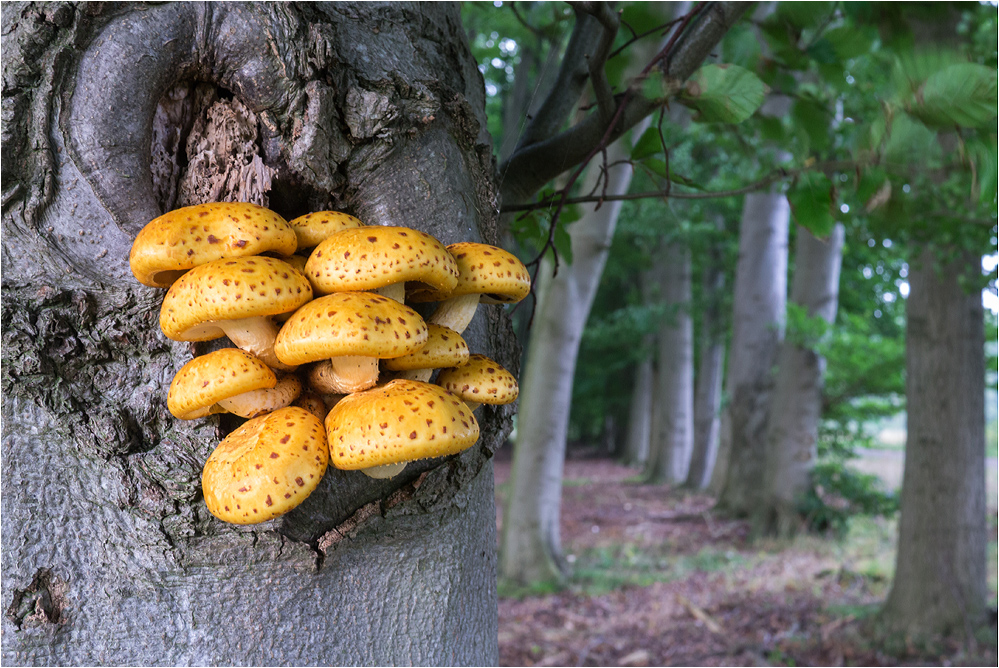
left=160, top=256, right=313, bottom=341
left=273, top=292, right=428, bottom=366
left=202, top=406, right=329, bottom=524
left=129, top=202, right=297, bottom=288
left=287, top=210, right=365, bottom=250
left=436, top=354, right=519, bottom=406
left=407, top=242, right=531, bottom=304
left=167, top=348, right=277, bottom=420
left=304, top=226, right=459, bottom=295
left=382, top=324, right=470, bottom=372
left=326, top=379, right=479, bottom=471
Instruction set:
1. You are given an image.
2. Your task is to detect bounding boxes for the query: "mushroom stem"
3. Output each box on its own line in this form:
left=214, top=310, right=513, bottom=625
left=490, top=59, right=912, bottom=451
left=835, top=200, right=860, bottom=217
left=361, top=462, right=408, bottom=479
left=310, top=357, right=380, bottom=394
left=218, top=316, right=298, bottom=371
left=217, top=375, right=302, bottom=418
left=395, top=368, right=434, bottom=382
left=427, top=294, right=481, bottom=335
left=374, top=283, right=405, bottom=303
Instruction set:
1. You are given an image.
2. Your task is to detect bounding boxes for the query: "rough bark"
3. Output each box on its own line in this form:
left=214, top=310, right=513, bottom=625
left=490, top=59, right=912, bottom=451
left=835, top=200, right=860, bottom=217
left=715, top=192, right=789, bottom=515
left=686, top=234, right=727, bottom=490
left=2, top=3, right=514, bottom=664
left=881, top=249, right=988, bottom=636
left=759, top=224, right=845, bottom=536
left=499, top=127, right=643, bottom=585
left=644, top=241, right=695, bottom=484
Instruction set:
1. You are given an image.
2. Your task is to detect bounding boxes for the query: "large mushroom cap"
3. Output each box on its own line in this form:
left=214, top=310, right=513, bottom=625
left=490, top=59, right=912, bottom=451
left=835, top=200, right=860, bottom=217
left=305, top=226, right=459, bottom=295
left=407, top=242, right=530, bottom=304
left=437, top=354, right=519, bottom=406
left=202, top=406, right=328, bottom=525
left=273, top=292, right=428, bottom=365
left=287, top=210, right=365, bottom=250
left=382, top=324, right=469, bottom=372
left=160, top=256, right=312, bottom=342
left=326, top=379, right=479, bottom=471
left=168, top=348, right=276, bottom=419
left=129, top=202, right=297, bottom=288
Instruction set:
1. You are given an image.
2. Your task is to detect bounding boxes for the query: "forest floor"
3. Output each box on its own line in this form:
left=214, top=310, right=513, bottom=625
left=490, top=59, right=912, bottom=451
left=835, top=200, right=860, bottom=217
left=494, top=452, right=999, bottom=667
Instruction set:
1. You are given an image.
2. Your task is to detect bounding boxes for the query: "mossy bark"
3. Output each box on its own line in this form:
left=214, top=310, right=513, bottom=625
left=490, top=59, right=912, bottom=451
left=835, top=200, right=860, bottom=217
left=2, top=3, right=514, bottom=664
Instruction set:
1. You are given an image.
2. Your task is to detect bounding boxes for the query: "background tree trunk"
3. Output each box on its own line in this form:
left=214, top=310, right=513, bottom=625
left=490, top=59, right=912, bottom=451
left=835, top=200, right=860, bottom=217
left=686, top=222, right=727, bottom=489
left=759, top=224, right=845, bottom=536
left=715, top=192, right=789, bottom=515
left=623, top=347, right=655, bottom=467
left=881, top=249, right=988, bottom=636
left=1, top=4, right=513, bottom=664
left=644, top=240, right=695, bottom=484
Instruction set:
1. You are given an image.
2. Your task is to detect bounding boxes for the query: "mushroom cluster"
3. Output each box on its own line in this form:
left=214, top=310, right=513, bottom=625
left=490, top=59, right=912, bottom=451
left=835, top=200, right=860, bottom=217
left=130, top=202, right=528, bottom=525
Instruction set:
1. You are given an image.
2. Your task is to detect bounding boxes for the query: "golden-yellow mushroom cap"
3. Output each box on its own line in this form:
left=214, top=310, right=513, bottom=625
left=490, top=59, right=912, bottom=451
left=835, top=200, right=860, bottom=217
left=287, top=211, right=365, bottom=250
left=167, top=348, right=277, bottom=420
left=436, top=354, right=519, bottom=406
left=382, top=324, right=470, bottom=372
left=408, top=242, right=531, bottom=304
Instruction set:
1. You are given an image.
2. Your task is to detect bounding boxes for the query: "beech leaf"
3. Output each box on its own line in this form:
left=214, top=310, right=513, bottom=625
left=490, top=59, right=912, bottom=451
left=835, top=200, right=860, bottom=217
left=678, top=64, right=768, bottom=124
left=788, top=172, right=835, bottom=238
left=908, top=63, right=998, bottom=129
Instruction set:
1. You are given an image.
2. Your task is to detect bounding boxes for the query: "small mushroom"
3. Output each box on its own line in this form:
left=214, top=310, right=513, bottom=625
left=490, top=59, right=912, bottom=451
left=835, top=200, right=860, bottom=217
left=129, top=202, right=297, bottom=288
left=407, top=242, right=531, bottom=334
left=305, top=226, right=458, bottom=303
left=159, top=256, right=312, bottom=371
left=273, top=292, right=428, bottom=394
left=326, top=379, right=479, bottom=479
left=287, top=210, right=365, bottom=251
left=436, top=354, right=519, bottom=413
left=202, top=406, right=329, bottom=524
left=382, top=324, right=470, bottom=382
left=168, top=348, right=302, bottom=419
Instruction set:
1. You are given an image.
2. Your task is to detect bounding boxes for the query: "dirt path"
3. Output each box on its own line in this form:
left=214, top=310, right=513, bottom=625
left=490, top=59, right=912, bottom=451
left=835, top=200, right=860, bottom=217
left=494, top=456, right=997, bottom=667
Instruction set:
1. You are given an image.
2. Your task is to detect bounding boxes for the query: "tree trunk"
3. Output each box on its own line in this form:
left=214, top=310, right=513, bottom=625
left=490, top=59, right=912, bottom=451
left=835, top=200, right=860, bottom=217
left=622, top=351, right=655, bottom=467
left=645, top=241, right=695, bottom=484
left=881, top=249, right=988, bottom=636
left=686, top=224, right=726, bottom=490
left=715, top=192, right=789, bottom=515
left=759, top=224, right=845, bottom=536
left=2, top=4, right=513, bottom=664
left=500, top=128, right=643, bottom=585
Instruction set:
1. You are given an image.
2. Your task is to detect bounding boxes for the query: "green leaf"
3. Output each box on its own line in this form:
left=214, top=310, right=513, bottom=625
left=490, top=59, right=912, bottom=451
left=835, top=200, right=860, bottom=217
left=553, top=217, right=573, bottom=266
left=721, top=22, right=762, bottom=69
left=883, top=113, right=939, bottom=165
left=967, top=137, right=998, bottom=204
left=679, top=64, right=767, bottom=124
left=792, top=98, right=832, bottom=153
left=630, top=126, right=663, bottom=161
left=908, top=63, right=998, bottom=129
left=806, top=38, right=839, bottom=65
left=644, top=159, right=705, bottom=190
left=822, top=24, right=878, bottom=59
left=788, top=171, right=835, bottom=238
left=776, top=2, right=835, bottom=29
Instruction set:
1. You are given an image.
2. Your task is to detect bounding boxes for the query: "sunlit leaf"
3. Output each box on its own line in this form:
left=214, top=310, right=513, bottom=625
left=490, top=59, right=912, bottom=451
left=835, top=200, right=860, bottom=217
left=679, top=64, right=767, bottom=124
left=788, top=171, right=835, bottom=238
left=908, top=63, right=998, bottom=129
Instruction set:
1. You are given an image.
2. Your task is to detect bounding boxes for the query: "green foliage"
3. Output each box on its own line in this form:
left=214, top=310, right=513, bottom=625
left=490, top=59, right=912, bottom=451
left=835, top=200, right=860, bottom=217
left=787, top=172, right=836, bottom=238
left=801, top=461, right=899, bottom=536
left=678, top=64, right=768, bottom=124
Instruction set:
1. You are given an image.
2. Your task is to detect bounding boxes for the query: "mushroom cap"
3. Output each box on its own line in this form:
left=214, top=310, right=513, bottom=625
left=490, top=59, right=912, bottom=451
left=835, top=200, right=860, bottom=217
left=382, top=324, right=470, bottom=372
left=436, top=354, right=519, bottom=406
left=129, top=202, right=297, bottom=288
left=305, top=226, right=459, bottom=295
left=326, top=379, right=479, bottom=471
left=160, top=256, right=313, bottom=342
left=202, top=407, right=329, bottom=524
left=407, top=242, right=531, bottom=304
left=287, top=211, right=365, bottom=250
left=168, top=348, right=277, bottom=419
left=273, top=292, right=428, bottom=366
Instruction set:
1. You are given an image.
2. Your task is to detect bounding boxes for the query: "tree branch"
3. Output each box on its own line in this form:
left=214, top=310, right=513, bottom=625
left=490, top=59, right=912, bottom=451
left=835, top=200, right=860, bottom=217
left=572, top=2, right=620, bottom=124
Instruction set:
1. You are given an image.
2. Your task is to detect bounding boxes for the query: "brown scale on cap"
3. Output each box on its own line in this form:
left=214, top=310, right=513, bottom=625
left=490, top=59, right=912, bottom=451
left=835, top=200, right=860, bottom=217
left=129, top=202, right=297, bottom=288
left=304, top=226, right=458, bottom=299
left=287, top=210, right=365, bottom=251
left=325, top=379, right=479, bottom=475
left=382, top=324, right=470, bottom=382
left=274, top=292, right=429, bottom=393
left=202, top=406, right=329, bottom=525
left=436, top=354, right=519, bottom=412
left=159, top=256, right=312, bottom=370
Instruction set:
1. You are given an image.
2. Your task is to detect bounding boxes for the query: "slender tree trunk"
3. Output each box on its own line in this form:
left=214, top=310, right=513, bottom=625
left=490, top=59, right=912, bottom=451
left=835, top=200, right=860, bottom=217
left=622, top=350, right=655, bottom=467
left=759, top=224, right=845, bottom=536
left=715, top=192, right=789, bottom=515
left=500, top=127, right=643, bottom=584
left=686, top=224, right=727, bottom=489
left=2, top=4, right=511, bottom=664
left=645, top=241, right=695, bottom=484
left=882, top=249, right=987, bottom=636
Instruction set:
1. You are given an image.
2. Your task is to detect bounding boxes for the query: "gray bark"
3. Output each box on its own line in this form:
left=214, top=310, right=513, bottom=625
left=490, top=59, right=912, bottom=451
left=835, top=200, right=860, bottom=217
left=686, top=238, right=727, bottom=489
left=623, top=353, right=655, bottom=467
left=715, top=192, right=789, bottom=514
left=759, top=224, right=845, bottom=535
left=645, top=241, right=695, bottom=484
left=2, top=3, right=514, bottom=665
left=882, top=249, right=988, bottom=635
